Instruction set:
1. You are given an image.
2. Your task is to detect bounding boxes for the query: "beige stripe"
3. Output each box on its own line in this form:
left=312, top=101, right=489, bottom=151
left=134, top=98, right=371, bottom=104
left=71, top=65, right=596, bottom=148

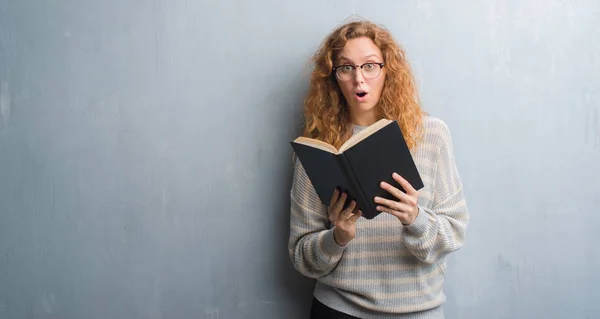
left=298, top=194, right=325, bottom=213
left=350, top=292, right=445, bottom=314
left=335, top=262, right=418, bottom=272
left=290, top=202, right=325, bottom=220
left=374, top=278, right=444, bottom=300
left=415, top=157, right=437, bottom=170
left=332, top=262, right=442, bottom=286
left=350, top=235, right=405, bottom=245
left=341, top=249, right=413, bottom=259
left=290, top=219, right=324, bottom=233
left=429, top=229, right=465, bottom=256
left=290, top=199, right=322, bottom=215
left=356, top=220, right=401, bottom=230
left=340, top=280, right=445, bottom=311
left=356, top=214, right=431, bottom=232
left=435, top=198, right=467, bottom=212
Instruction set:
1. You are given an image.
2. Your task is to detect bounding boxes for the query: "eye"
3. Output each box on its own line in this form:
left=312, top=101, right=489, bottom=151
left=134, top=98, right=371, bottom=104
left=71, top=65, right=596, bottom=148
left=363, top=63, right=375, bottom=70
left=340, top=65, right=354, bottom=72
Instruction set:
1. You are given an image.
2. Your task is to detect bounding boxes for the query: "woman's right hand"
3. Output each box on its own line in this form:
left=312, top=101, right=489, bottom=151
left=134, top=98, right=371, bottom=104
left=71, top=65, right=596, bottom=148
left=328, top=188, right=362, bottom=246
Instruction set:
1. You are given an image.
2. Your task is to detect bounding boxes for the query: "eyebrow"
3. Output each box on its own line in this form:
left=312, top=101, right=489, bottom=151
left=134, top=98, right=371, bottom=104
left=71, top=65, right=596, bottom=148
left=337, top=54, right=382, bottom=64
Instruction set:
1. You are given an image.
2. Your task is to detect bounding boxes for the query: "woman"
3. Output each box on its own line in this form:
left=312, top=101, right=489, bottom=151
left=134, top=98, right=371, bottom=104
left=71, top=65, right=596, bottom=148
left=288, top=19, right=470, bottom=318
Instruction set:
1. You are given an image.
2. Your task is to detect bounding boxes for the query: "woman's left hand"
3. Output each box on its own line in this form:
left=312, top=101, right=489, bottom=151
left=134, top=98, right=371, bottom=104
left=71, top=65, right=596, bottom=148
left=374, top=173, right=420, bottom=225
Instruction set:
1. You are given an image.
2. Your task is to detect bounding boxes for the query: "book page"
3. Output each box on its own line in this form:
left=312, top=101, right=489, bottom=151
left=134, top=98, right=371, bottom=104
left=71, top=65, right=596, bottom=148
left=339, top=119, right=392, bottom=152
left=293, top=137, right=338, bottom=154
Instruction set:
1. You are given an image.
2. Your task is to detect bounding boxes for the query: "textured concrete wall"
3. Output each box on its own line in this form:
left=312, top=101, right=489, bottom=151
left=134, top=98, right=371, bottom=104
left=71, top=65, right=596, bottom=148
left=1, top=1, right=599, bottom=318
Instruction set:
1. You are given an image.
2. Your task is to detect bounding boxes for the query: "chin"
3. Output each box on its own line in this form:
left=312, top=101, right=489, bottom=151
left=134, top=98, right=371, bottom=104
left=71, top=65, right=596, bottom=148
left=351, top=102, right=377, bottom=114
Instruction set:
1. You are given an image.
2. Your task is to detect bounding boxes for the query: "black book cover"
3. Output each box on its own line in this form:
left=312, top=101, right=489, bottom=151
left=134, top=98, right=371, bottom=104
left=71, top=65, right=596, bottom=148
left=290, top=142, right=353, bottom=205
left=290, top=120, right=423, bottom=220
left=342, top=121, right=424, bottom=218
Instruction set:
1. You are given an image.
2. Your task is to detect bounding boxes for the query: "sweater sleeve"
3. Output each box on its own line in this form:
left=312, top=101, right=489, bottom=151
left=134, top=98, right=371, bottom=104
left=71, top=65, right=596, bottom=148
left=401, top=121, right=470, bottom=264
left=287, top=156, right=347, bottom=279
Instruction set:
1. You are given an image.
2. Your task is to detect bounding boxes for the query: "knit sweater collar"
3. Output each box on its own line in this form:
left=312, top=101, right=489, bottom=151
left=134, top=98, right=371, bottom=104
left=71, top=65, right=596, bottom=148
left=352, top=124, right=368, bottom=135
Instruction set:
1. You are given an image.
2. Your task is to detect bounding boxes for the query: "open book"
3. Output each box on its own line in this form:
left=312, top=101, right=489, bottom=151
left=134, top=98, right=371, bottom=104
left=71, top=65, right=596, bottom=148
left=290, top=119, right=424, bottom=220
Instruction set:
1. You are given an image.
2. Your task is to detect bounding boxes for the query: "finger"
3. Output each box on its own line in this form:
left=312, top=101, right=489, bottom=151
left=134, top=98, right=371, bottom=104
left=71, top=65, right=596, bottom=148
left=328, top=189, right=341, bottom=223
left=333, top=192, right=347, bottom=215
left=376, top=205, right=406, bottom=220
left=349, top=210, right=362, bottom=223
left=393, top=173, right=417, bottom=195
left=374, top=197, right=404, bottom=211
left=380, top=181, right=410, bottom=202
left=376, top=193, right=418, bottom=212
left=377, top=205, right=414, bottom=224
left=342, top=201, right=357, bottom=219
left=377, top=206, right=410, bottom=224
left=329, top=188, right=340, bottom=208
left=393, top=201, right=414, bottom=213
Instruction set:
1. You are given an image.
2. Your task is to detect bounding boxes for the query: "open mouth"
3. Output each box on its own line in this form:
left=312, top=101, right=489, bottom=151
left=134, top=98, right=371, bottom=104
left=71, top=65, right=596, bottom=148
left=356, top=92, right=367, bottom=98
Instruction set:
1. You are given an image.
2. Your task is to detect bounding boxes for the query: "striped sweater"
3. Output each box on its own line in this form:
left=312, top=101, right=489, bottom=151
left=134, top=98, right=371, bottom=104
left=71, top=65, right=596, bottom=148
left=288, top=115, right=469, bottom=318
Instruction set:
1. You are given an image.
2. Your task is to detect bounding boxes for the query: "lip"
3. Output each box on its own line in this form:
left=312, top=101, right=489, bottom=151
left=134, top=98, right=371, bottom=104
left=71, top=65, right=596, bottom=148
left=354, top=90, right=369, bottom=102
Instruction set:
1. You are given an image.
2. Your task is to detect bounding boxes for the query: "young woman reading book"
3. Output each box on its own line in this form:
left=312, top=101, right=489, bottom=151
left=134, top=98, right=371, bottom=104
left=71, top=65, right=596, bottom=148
left=288, top=19, right=470, bottom=318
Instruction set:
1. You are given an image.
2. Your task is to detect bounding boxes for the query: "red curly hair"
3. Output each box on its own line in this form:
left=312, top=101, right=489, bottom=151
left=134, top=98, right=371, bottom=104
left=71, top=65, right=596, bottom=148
left=302, top=19, right=425, bottom=150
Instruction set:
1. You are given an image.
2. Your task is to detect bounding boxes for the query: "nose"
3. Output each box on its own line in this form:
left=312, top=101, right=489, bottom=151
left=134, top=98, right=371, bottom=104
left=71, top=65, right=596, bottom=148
left=353, top=67, right=366, bottom=84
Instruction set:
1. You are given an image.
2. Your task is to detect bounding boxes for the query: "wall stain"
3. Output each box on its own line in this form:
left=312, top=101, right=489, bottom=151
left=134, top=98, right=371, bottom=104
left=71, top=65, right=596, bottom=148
left=205, top=307, right=220, bottom=319
left=497, top=254, right=517, bottom=272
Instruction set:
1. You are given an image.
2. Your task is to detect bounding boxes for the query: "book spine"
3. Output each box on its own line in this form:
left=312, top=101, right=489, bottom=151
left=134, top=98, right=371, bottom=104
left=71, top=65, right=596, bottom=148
left=335, top=154, right=374, bottom=219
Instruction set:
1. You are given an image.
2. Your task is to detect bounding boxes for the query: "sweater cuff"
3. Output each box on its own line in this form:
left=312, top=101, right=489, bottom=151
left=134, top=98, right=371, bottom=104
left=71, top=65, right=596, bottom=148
left=321, top=228, right=347, bottom=256
left=404, top=206, right=429, bottom=236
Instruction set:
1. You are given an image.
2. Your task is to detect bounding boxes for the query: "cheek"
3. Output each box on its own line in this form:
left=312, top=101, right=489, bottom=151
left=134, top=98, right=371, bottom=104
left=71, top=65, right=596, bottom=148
left=371, top=78, right=385, bottom=96
left=340, top=82, right=354, bottom=98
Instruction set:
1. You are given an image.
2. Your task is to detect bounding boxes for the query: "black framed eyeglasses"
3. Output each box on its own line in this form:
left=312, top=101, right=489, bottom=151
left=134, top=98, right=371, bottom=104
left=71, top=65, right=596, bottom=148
left=332, top=62, right=385, bottom=81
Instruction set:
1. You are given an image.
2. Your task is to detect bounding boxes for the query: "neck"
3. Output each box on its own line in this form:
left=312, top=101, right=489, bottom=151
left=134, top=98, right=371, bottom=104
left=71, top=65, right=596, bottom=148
left=349, top=110, right=378, bottom=127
